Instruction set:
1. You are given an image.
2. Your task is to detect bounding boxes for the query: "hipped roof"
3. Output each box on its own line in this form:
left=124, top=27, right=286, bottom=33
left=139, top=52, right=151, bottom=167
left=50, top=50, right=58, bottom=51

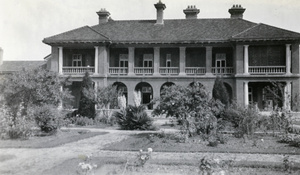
left=43, top=18, right=300, bottom=45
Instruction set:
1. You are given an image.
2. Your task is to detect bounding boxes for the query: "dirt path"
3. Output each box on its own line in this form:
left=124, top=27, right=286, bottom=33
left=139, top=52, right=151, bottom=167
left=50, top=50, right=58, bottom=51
left=1, top=128, right=300, bottom=175
left=0, top=130, right=129, bottom=175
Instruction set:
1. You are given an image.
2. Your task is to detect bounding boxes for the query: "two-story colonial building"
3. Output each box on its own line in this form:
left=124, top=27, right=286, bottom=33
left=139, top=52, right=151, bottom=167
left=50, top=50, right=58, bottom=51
left=43, top=1, right=300, bottom=111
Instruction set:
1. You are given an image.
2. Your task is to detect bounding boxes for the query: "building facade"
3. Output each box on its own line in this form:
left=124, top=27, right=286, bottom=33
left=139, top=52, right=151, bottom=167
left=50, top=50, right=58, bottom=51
left=43, top=2, right=300, bottom=110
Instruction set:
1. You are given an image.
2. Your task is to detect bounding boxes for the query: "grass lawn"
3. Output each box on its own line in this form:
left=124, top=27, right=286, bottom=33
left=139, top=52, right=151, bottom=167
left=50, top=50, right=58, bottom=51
left=0, top=129, right=108, bottom=148
left=103, top=132, right=300, bottom=155
left=44, top=156, right=300, bottom=175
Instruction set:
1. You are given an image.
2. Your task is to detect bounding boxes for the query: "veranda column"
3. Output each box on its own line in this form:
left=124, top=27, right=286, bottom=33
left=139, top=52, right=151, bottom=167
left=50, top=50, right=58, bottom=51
left=284, top=82, right=292, bottom=110
left=179, top=47, right=186, bottom=76
left=58, top=85, right=63, bottom=109
left=244, top=81, right=249, bottom=106
left=128, top=47, right=135, bottom=76
left=58, top=47, right=63, bottom=74
left=153, top=47, right=160, bottom=76
left=205, top=46, right=213, bottom=75
left=286, top=44, right=291, bottom=74
left=94, top=46, right=99, bottom=74
left=244, top=45, right=249, bottom=74
left=94, top=81, right=98, bottom=109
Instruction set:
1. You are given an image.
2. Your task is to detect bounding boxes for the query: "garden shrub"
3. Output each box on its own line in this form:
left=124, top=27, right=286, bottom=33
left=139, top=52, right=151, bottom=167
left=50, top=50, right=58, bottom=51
left=95, top=110, right=116, bottom=126
left=278, top=134, right=300, bottom=148
left=0, top=104, right=33, bottom=139
left=31, top=105, right=65, bottom=133
left=212, top=76, right=230, bottom=107
left=0, top=67, right=72, bottom=138
left=71, top=115, right=95, bottom=126
left=221, top=102, right=243, bottom=127
left=78, top=72, right=96, bottom=119
left=154, top=82, right=222, bottom=140
left=236, top=105, right=261, bottom=138
left=114, top=105, right=154, bottom=130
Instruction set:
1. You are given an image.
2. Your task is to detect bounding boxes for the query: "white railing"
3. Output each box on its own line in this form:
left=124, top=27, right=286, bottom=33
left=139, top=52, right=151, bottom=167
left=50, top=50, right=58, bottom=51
left=185, top=67, right=206, bottom=75
left=212, top=67, right=234, bottom=75
left=63, top=67, right=94, bottom=74
left=134, top=67, right=153, bottom=75
left=109, top=67, right=128, bottom=75
left=159, top=67, right=179, bottom=75
left=249, top=66, right=286, bottom=75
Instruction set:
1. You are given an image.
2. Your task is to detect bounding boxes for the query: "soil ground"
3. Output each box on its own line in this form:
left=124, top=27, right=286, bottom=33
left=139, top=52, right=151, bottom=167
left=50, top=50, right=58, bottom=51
left=0, top=119, right=300, bottom=175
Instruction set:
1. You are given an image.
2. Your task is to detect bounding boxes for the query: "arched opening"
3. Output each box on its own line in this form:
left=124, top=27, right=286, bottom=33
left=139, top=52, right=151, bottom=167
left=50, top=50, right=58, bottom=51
left=112, top=82, right=128, bottom=104
left=160, top=82, right=175, bottom=94
left=135, top=82, right=153, bottom=109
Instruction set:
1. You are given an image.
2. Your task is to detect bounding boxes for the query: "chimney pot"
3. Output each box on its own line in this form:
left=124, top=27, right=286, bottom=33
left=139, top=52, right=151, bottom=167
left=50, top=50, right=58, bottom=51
left=228, top=4, right=245, bottom=19
left=183, top=5, right=200, bottom=19
left=154, top=1, right=166, bottom=25
left=97, top=8, right=110, bottom=24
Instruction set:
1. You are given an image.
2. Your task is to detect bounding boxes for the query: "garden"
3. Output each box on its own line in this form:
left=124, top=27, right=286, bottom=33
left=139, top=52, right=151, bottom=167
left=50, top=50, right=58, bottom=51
left=0, top=68, right=300, bottom=175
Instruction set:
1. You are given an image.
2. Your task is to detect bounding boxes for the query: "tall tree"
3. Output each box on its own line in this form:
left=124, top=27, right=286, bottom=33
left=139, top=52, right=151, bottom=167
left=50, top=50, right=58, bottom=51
left=96, top=84, right=121, bottom=109
left=78, top=72, right=96, bottom=119
left=212, top=77, right=229, bottom=107
left=0, top=67, right=72, bottom=119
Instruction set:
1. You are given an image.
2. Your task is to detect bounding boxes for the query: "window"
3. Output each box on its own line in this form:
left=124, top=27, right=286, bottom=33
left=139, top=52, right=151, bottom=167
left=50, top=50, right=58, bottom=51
left=215, top=53, right=226, bottom=73
left=166, top=54, right=171, bottom=67
left=142, top=87, right=152, bottom=93
left=143, top=54, right=153, bottom=67
left=72, top=54, right=82, bottom=67
left=119, top=54, right=128, bottom=67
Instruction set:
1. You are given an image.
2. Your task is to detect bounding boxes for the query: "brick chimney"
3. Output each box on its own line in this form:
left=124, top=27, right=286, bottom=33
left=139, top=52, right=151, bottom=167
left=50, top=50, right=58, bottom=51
left=154, top=0, right=166, bottom=25
left=183, top=5, right=200, bottom=19
left=96, top=8, right=110, bottom=24
left=0, top=47, right=3, bottom=65
left=228, top=5, right=245, bottom=19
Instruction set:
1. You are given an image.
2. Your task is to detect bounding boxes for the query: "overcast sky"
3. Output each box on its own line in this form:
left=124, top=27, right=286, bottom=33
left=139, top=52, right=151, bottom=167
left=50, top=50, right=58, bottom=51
left=1, top=0, right=300, bottom=61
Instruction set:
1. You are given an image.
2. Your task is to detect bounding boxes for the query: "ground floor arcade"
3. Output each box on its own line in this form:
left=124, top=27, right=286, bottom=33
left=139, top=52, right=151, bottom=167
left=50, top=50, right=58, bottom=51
left=64, top=76, right=299, bottom=111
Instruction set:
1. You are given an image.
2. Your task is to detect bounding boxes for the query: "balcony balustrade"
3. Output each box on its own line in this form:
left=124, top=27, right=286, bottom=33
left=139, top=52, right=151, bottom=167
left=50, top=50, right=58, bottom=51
left=159, top=67, right=179, bottom=75
left=134, top=67, right=153, bottom=75
left=109, top=67, right=128, bottom=75
left=62, top=66, right=94, bottom=74
left=249, top=66, right=286, bottom=75
left=185, top=67, right=206, bottom=75
left=212, top=67, right=234, bottom=76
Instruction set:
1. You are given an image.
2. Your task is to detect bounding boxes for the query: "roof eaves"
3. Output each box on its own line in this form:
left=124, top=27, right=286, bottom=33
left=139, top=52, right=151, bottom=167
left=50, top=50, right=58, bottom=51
left=233, top=37, right=300, bottom=42
left=112, top=39, right=229, bottom=44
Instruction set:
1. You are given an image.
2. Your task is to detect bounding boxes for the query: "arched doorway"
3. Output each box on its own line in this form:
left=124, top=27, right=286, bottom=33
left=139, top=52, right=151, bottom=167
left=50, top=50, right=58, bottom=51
left=160, top=82, right=175, bottom=94
left=112, top=82, right=128, bottom=104
left=135, top=82, right=153, bottom=109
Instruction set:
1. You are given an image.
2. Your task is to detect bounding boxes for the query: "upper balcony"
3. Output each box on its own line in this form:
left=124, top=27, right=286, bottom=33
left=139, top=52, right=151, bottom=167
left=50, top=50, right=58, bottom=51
left=248, top=66, right=286, bottom=75
left=62, top=48, right=95, bottom=75
left=57, top=45, right=292, bottom=77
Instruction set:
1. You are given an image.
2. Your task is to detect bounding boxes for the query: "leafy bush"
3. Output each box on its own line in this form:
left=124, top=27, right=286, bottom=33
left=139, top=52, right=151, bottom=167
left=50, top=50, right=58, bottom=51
left=0, top=105, right=33, bottom=139
left=71, top=115, right=95, bottom=126
left=236, top=105, right=261, bottom=137
left=0, top=67, right=72, bottom=138
left=278, top=134, right=300, bottom=148
left=221, top=102, right=243, bottom=127
left=78, top=72, right=96, bottom=119
left=96, top=84, right=122, bottom=109
left=114, top=105, right=154, bottom=130
left=212, top=77, right=230, bottom=107
left=31, top=105, right=65, bottom=133
left=95, top=110, right=116, bottom=126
